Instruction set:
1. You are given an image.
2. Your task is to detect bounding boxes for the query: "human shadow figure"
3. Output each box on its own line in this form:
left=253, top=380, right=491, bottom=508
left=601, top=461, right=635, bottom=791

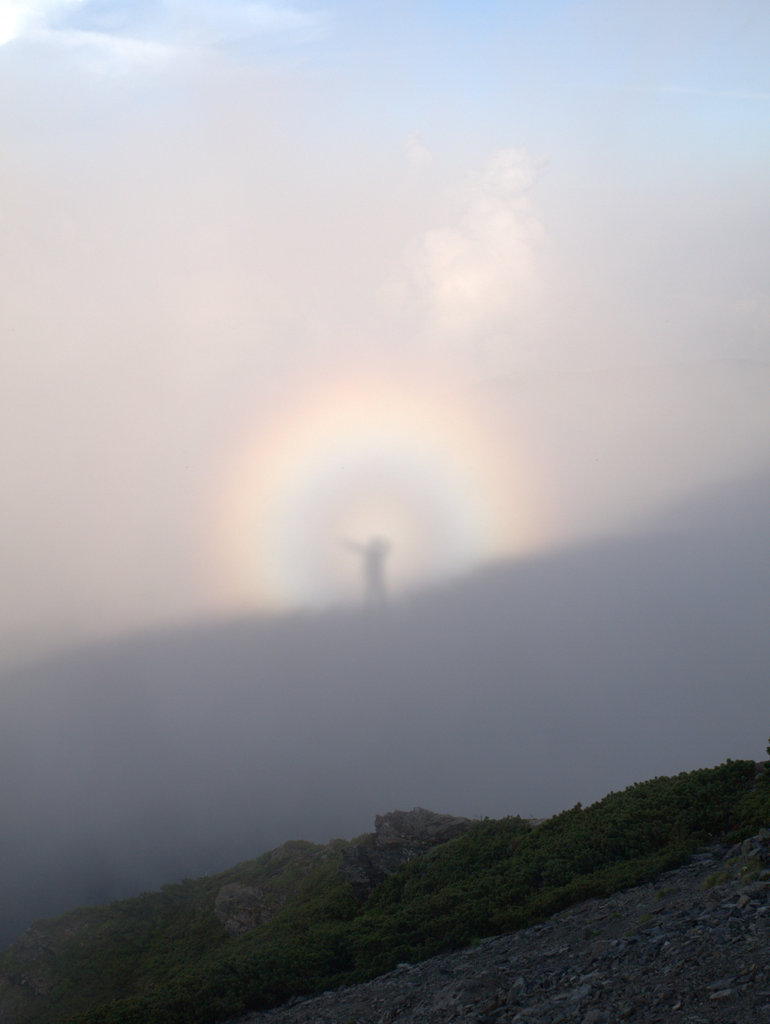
left=343, top=536, right=391, bottom=605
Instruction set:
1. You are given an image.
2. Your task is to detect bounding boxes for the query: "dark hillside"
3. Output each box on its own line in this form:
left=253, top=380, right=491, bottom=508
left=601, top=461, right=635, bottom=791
left=0, top=760, right=768, bottom=1024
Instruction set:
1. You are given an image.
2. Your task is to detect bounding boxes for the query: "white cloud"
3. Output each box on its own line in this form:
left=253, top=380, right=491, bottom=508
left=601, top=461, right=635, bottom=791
left=405, top=131, right=432, bottom=169
left=657, top=85, right=770, bottom=102
left=0, top=0, right=84, bottom=44
left=735, top=289, right=770, bottom=342
left=162, top=0, right=326, bottom=49
left=206, top=0, right=323, bottom=35
left=405, top=148, right=544, bottom=339
left=42, top=25, right=173, bottom=70
left=0, top=0, right=327, bottom=66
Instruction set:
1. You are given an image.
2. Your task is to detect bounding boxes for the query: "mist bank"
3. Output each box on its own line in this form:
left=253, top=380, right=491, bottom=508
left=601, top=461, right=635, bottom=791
left=3, top=356, right=769, bottom=674
left=1, top=465, right=769, bottom=947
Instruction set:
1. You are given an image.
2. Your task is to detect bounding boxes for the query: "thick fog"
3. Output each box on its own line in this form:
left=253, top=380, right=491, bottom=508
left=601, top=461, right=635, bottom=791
left=1, top=0, right=769, bottom=948
left=2, top=464, right=769, bottom=946
left=2, top=1, right=770, bottom=664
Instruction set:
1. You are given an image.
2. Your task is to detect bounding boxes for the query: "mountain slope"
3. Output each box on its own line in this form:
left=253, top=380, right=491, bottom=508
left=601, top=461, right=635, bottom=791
left=1, top=465, right=768, bottom=948
left=231, top=828, right=770, bottom=1024
left=1, top=760, right=768, bottom=1024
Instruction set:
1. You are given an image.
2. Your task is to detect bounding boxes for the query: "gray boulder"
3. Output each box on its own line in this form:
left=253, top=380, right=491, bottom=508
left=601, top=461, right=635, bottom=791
left=339, top=808, right=472, bottom=897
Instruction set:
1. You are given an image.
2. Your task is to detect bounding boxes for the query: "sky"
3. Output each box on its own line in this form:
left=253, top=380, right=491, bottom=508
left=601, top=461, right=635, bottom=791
left=1, top=0, right=770, bottom=946
left=2, top=0, right=770, bottom=662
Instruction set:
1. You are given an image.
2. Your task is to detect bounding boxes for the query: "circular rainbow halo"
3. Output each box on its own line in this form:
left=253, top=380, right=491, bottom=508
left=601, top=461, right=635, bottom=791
left=209, top=368, right=544, bottom=611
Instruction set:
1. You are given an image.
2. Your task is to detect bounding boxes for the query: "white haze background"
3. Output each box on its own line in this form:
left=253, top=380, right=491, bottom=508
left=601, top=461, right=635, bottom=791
left=1, top=0, right=769, bottom=946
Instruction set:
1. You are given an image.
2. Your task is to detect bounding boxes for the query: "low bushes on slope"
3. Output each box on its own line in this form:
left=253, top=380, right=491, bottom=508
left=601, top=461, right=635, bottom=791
left=2, top=759, right=767, bottom=1024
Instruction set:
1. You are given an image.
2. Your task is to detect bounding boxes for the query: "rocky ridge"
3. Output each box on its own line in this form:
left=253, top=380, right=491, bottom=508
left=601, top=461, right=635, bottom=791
left=338, top=808, right=472, bottom=898
left=233, top=830, right=770, bottom=1024
left=216, top=809, right=472, bottom=933
left=0, top=808, right=473, bottom=1021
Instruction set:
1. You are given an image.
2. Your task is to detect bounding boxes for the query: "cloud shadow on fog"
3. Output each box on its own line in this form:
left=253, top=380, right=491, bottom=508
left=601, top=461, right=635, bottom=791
left=1, top=464, right=769, bottom=947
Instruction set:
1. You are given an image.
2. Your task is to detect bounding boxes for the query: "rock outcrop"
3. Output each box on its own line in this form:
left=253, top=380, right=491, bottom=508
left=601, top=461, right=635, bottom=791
left=215, top=884, right=285, bottom=935
left=338, top=807, right=472, bottom=897
left=213, top=841, right=333, bottom=936
left=235, top=829, right=770, bottom=1024
left=211, top=810, right=474, bottom=937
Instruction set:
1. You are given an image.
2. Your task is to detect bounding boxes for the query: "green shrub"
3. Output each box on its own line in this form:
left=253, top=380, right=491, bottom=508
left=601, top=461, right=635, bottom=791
left=5, top=759, right=762, bottom=1024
